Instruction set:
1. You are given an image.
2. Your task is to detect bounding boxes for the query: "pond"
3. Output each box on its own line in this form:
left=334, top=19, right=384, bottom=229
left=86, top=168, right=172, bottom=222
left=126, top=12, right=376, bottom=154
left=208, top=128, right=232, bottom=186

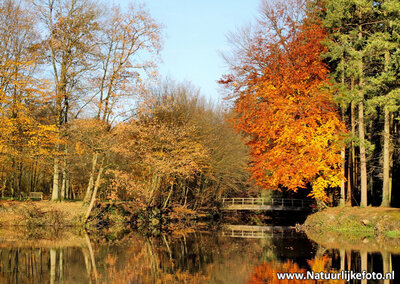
left=0, top=225, right=398, bottom=283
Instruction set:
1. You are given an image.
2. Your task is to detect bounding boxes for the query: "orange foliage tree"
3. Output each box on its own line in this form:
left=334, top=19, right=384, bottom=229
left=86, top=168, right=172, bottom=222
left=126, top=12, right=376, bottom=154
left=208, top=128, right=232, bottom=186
left=220, top=0, right=345, bottom=201
left=111, top=110, right=210, bottom=208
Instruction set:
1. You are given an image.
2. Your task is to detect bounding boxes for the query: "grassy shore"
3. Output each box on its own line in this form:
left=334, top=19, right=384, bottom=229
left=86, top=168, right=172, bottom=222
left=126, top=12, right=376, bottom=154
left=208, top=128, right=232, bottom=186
left=303, top=206, right=400, bottom=253
left=0, top=200, right=87, bottom=227
left=0, top=200, right=210, bottom=234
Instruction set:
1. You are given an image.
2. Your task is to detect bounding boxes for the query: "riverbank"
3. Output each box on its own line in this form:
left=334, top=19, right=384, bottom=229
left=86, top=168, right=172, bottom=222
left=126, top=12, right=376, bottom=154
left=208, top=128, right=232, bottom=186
left=303, top=206, right=400, bottom=253
left=0, top=200, right=215, bottom=234
left=0, top=200, right=86, bottom=227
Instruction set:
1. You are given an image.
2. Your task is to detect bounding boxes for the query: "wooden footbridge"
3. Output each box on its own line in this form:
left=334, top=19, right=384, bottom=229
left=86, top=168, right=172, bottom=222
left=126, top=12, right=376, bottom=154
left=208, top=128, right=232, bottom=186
left=221, top=198, right=312, bottom=211
left=222, top=225, right=298, bottom=239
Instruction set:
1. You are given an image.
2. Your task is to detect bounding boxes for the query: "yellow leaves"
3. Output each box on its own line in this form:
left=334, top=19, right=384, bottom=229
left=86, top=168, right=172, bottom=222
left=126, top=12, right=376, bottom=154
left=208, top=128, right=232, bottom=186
left=75, top=141, right=85, bottom=156
left=310, top=177, right=330, bottom=201
left=110, top=114, right=210, bottom=203
left=309, top=172, right=343, bottom=201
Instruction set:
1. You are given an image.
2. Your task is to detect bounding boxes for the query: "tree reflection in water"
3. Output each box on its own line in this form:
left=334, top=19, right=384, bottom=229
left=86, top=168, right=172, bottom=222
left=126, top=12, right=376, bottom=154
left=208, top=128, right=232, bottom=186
left=0, top=227, right=398, bottom=283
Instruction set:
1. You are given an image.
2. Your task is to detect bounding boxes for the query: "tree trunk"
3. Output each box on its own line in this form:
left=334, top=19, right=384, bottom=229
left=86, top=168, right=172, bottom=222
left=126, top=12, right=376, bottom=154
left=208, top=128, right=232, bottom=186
left=382, top=106, right=390, bottom=207
left=84, top=234, right=98, bottom=282
left=382, top=43, right=392, bottom=207
left=347, top=250, right=352, bottom=270
left=59, top=249, right=64, bottom=283
left=60, top=148, right=68, bottom=201
left=84, top=152, right=98, bottom=204
left=358, top=25, right=368, bottom=207
left=340, top=147, right=345, bottom=206
left=85, top=157, right=104, bottom=221
left=361, top=251, right=368, bottom=284
left=65, top=177, right=70, bottom=200
left=51, top=156, right=60, bottom=201
left=382, top=252, right=392, bottom=284
left=340, top=107, right=346, bottom=206
left=347, top=97, right=356, bottom=206
left=50, top=249, right=56, bottom=284
left=346, top=150, right=352, bottom=206
left=340, top=249, right=345, bottom=271
left=60, top=171, right=66, bottom=201
left=163, top=184, right=174, bottom=209
left=359, top=99, right=368, bottom=207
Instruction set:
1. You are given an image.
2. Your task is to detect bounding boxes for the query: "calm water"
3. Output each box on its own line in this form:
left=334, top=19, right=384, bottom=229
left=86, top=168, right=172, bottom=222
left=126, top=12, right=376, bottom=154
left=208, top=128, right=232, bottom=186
left=0, top=226, right=398, bottom=283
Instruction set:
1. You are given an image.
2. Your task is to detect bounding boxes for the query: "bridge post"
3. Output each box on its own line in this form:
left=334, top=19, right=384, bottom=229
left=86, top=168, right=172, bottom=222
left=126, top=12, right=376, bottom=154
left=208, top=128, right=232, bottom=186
left=292, top=199, right=294, bottom=207
left=301, top=200, right=304, bottom=208
left=242, top=198, right=244, bottom=205
left=252, top=198, right=254, bottom=205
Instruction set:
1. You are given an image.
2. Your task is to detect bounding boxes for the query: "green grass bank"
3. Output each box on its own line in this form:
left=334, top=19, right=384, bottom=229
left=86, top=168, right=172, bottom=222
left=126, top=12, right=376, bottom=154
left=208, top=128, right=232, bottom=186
left=303, top=206, right=400, bottom=253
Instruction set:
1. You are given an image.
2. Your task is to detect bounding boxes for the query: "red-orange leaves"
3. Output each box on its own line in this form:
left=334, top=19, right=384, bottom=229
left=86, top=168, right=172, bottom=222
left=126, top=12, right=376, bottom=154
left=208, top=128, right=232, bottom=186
left=222, top=1, right=345, bottom=201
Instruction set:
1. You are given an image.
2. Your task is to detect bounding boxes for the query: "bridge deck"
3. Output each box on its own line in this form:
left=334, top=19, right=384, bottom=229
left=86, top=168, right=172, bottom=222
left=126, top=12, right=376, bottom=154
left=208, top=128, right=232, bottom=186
left=221, top=225, right=299, bottom=239
left=221, top=198, right=312, bottom=211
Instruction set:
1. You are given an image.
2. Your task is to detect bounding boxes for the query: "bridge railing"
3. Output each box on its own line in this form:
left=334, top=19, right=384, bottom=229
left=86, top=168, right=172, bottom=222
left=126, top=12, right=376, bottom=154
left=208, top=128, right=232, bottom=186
left=221, top=198, right=311, bottom=208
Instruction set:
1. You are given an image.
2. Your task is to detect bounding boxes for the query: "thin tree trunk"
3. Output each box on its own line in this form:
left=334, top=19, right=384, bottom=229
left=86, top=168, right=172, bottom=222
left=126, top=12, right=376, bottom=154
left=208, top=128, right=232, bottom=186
left=346, top=151, right=352, bottom=206
left=30, top=162, right=34, bottom=192
left=50, top=249, right=56, bottom=284
left=361, top=251, right=368, bottom=284
left=340, top=249, right=345, bottom=271
left=59, top=249, right=63, bottom=283
left=358, top=25, right=367, bottom=207
left=382, top=252, right=392, bottom=284
left=85, top=157, right=104, bottom=221
left=382, top=107, right=390, bottom=206
left=347, top=96, right=356, bottom=206
left=84, top=233, right=98, bottom=283
left=359, top=99, right=368, bottom=207
left=51, top=156, right=60, bottom=201
left=17, top=162, right=23, bottom=196
left=32, top=159, right=38, bottom=192
left=60, top=171, right=66, bottom=201
left=81, top=247, right=92, bottom=281
left=84, top=152, right=98, bottom=204
left=60, top=148, right=68, bottom=201
left=382, top=43, right=392, bottom=207
left=163, top=184, right=174, bottom=209
left=65, top=177, right=70, bottom=200
left=347, top=251, right=352, bottom=270
left=340, top=103, right=346, bottom=206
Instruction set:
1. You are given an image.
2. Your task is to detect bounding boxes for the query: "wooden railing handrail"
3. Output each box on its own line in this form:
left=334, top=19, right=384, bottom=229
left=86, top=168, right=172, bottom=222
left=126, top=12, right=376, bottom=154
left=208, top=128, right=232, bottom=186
left=221, top=197, right=312, bottom=208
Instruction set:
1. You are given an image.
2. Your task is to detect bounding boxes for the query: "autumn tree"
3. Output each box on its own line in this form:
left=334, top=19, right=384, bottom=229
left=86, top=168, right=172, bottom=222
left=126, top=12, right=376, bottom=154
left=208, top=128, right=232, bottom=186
left=78, top=2, right=162, bottom=208
left=107, top=81, right=251, bottom=209
left=0, top=0, right=57, bottom=197
left=30, top=0, right=102, bottom=200
left=220, top=0, right=346, bottom=202
left=95, top=3, right=162, bottom=123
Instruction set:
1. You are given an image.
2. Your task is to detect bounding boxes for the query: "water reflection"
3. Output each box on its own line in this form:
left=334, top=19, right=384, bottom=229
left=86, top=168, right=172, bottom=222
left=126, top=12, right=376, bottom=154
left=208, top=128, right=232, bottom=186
left=0, top=226, right=398, bottom=283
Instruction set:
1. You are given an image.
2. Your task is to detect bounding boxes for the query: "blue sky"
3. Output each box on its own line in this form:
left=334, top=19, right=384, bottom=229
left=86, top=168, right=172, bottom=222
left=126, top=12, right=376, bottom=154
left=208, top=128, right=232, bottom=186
left=118, top=0, right=261, bottom=102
